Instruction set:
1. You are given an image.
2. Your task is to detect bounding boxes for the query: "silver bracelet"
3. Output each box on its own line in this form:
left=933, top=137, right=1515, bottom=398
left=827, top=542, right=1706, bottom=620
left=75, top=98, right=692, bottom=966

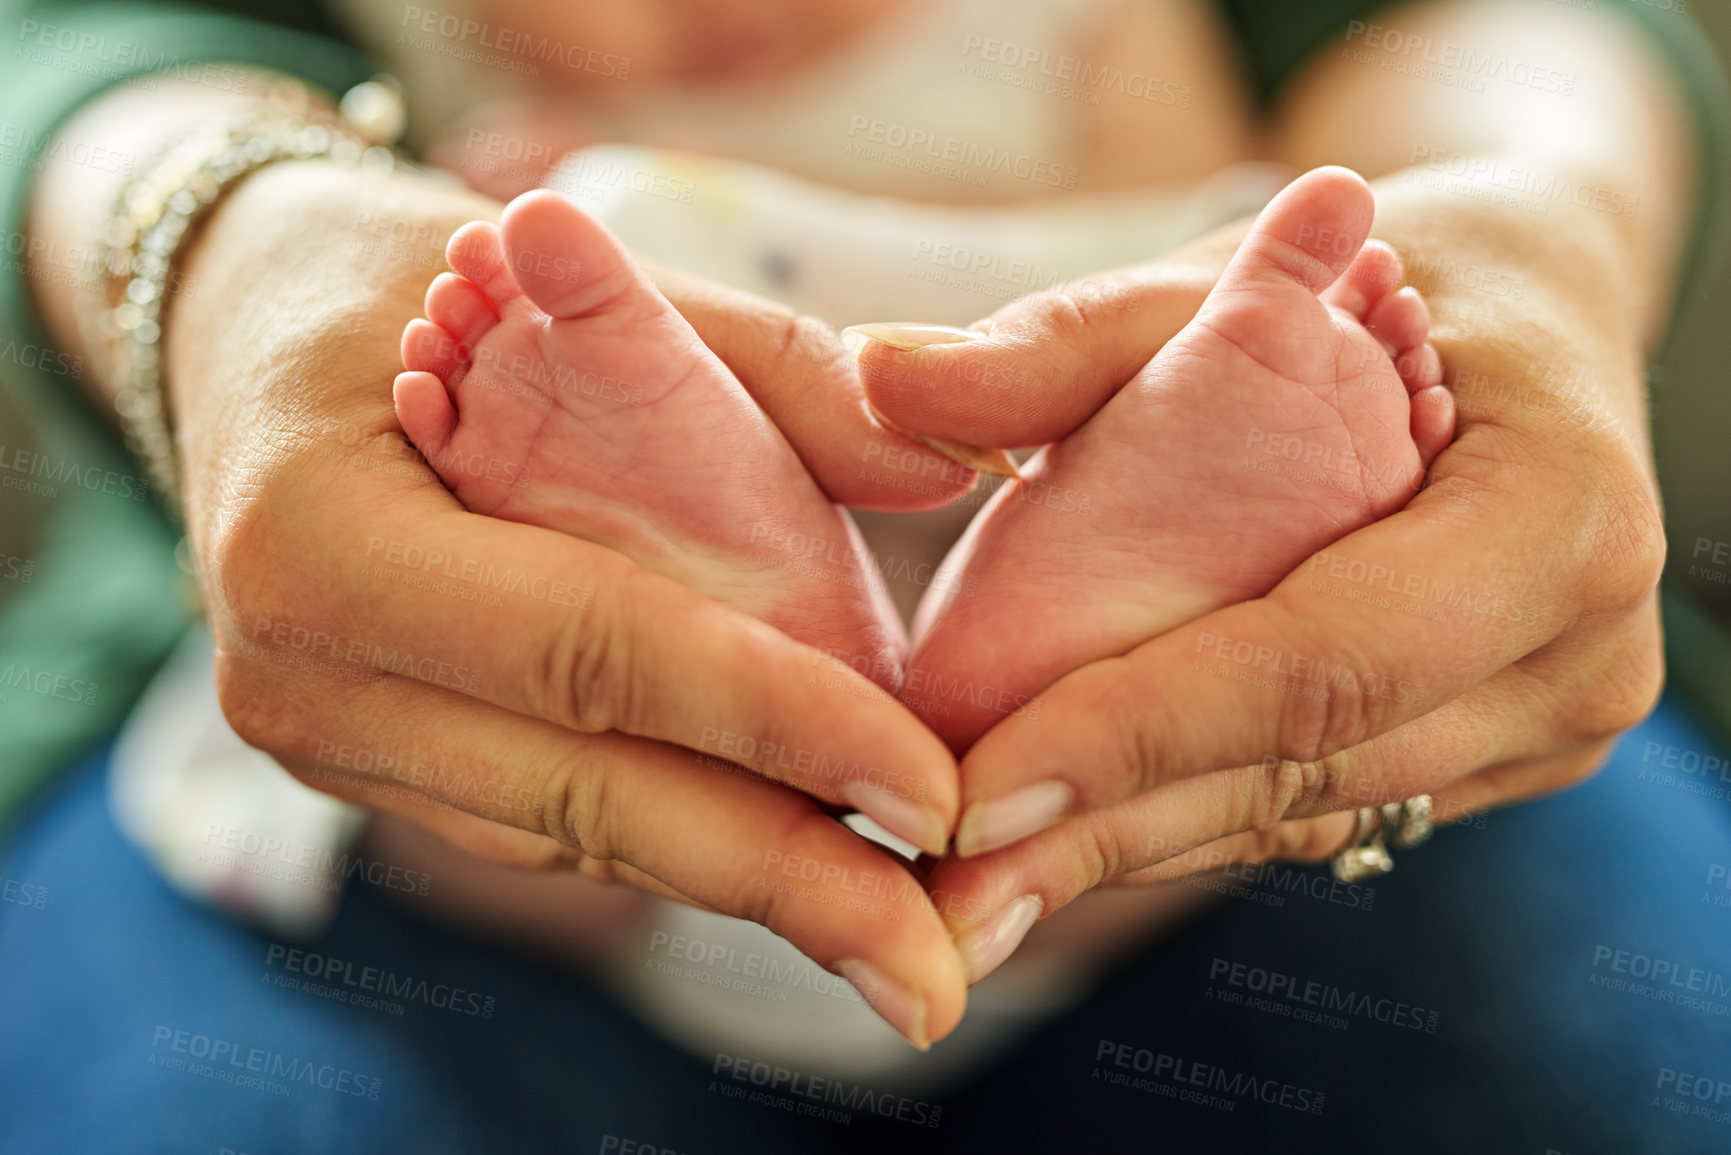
left=95, top=76, right=407, bottom=517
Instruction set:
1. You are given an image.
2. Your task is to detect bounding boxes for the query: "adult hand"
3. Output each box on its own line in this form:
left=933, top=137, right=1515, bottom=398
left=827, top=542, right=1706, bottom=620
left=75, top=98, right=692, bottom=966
left=154, top=158, right=973, bottom=1046
left=858, top=179, right=1667, bottom=981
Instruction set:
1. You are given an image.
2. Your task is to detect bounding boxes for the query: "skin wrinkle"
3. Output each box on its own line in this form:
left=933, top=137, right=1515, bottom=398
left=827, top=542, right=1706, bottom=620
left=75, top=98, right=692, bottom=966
left=1267, top=605, right=1388, bottom=764
left=556, top=742, right=615, bottom=862
left=11, top=0, right=1690, bottom=1044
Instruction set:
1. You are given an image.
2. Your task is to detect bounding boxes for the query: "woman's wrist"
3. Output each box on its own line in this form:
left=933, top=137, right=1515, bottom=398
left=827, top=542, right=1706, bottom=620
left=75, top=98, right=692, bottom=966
left=165, top=159, right=500, bottom=531
left=168, top=157, right=497, bottom=406
left=21, top=70, right=491, bottom=521
left=26, top=73, right=321, bottom=395
left=99, top=97, right=407, bottom=510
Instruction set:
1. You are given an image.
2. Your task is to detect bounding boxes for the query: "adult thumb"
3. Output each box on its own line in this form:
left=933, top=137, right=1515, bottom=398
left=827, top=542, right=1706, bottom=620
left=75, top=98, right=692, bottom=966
left=850, top=265, right=1218, bottom=450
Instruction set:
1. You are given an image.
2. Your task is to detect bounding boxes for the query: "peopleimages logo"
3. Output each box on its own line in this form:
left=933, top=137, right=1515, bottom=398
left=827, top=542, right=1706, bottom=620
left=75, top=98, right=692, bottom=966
left=398, top=7, right=630, bottom=78
left=149, top=1026, right=381, bottom=1099
left=1653, top=1065, right=1731, bottom=1128
left=1206, top=957, right=1439, bottom=1033
left=1657, top=1066, right=1731, bottom=1106
left=697, top=726, right=924, bottom=801
left=711, top=1053, right=943, bottom=1128
left=1192, top=631, right=1421, bottom=706
left=263, top=945, right=496, bottom=1018
left=15, top=20, right=249, bottom=92
left=645, top=930, right=863, bottom=1005
left=757, top=849, right=927, bottom=920
left=0, top=663, right=98, bottom=706
left=0, top=442, right=147, bottom=499
left=1342, top=20, right=1577, bottom=94
left=1590, top=945, right=1731, bottom=996
left=1147, top=835, right=1377, bottom=912
left=845, top=116, right=1078, bottom=190
left=1, top=876, right=47, bottom=909
left=958, top=33, right=1192, bottom=107
left=1093, top=1039, right=1326, bottom=1115
left=202, top=824, right=432, bottom=896
left=1589, top=944, right=1731, bottom=1019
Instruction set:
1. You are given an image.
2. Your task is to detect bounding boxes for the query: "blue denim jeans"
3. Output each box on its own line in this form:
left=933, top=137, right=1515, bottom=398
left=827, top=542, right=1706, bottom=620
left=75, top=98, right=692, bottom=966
left=4, top=693, right=1729, bottom=1154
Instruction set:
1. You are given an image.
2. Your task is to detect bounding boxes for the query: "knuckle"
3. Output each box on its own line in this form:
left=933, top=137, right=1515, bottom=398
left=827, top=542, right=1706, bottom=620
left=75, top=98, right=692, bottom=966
left=1568, top=626, right=1665, bottom=742
left=211, top=650, right=305, bottom=758
left=534, top=580, right=636, bottom=733
left=1272, top=666, right=1376, bottom=767
left=1255, top=614, right=1394, bottom=767
left=1033, top=285, right=1097, bottom=336
left=1072, top=821, right=1125, bottom=887
left=549, top=750, right=617, bottom=862
left=210, top=649, right=268, bottom=742
left=1545, top=742, right=1618, bottom=793
left=774, top=309, right=842, bottom=375
left=763, top=303, right=803, bottom=362
left=202, top=503, right=281, bottom=628
left=1577, top=471, right=1665, bottom=612
left=729, top=812, right=847, bottom=934
left=1566, top=685, right=1649, bottom=745
left=1246, top=758, right=1340, bottom=829
left=1110, top=668, right=1176, bottom=796
left=983, top=290, right=1097, bottom=404
left=927, top=860, right=1000, bottom=929
left=432, top=819, right=579, bottom=870
left=195, top=439, right=327, bottom=621
left=1623, top=634, right=1668, bottom=727
left=1021, top=289, right=1097, bottom=367
left=729, top=866, right=781, bottom=932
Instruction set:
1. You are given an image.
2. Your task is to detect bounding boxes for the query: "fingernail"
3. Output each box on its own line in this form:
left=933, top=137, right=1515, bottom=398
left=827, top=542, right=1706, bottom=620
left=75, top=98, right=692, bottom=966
left=958, top=894, right=1043, bottom=985
left=956, top=780, right=1073, bottom=857
left=834, top=957, right=930, bottom=1051
left=841, top=322, right=983, bottom=354
left=866, top=403, right=1022, bottom=480
left=906, top=433, right=1022, bottom=480
left=840, top=780, right=948, bottom=857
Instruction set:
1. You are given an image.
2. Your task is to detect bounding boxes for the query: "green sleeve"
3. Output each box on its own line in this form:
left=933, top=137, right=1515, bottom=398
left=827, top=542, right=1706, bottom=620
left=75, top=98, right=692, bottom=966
left=0, top=0, right=377, bottom=843
left=0, top=0, right=381, bottom=425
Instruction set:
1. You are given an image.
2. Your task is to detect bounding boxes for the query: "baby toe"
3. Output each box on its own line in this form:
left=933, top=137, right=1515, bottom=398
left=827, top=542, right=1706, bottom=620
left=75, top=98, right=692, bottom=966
left=1366, top=287, right=1432, bottom=358
left=1410, top=384, right=1456, bottom=467
left=499, top=189, right=639, bottom=320
left=1320, top=239, right=1405, bottom=320
left=445, top=221, right=520, bottom=307
left=402, top=318, right=464, bottom=382
left=425, top=272, right=501, bottom=355
left=393, top=370, right=458, bottom=459
left=1394, top=341, right=1443, bottom=393
left=1228, top=165, right=1376, bottom=294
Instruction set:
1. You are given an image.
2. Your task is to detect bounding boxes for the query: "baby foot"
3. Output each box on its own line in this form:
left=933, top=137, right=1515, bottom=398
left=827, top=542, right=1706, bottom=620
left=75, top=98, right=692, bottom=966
left=392, top=189, right=905, bottom=689
left=901, top=167, right=1453, bottom=752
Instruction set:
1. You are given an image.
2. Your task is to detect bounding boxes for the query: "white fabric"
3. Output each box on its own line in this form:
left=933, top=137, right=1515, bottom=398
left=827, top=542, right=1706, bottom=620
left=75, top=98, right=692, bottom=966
left=109, top=628, right=366, bottom=939
left=125, top=0, right=1286, bottom=1087
left=549, top=143, right=1287, bottom=329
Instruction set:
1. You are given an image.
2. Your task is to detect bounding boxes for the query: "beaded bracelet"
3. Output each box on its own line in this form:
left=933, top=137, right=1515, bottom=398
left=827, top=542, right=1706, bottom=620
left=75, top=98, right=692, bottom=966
left=93, top=76, right=407, bottom=517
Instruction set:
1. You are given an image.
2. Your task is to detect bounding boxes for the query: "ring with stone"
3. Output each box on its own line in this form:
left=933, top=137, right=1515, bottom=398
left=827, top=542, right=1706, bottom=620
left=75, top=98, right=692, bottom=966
left=1331, top=806, right=1394, bottom=882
